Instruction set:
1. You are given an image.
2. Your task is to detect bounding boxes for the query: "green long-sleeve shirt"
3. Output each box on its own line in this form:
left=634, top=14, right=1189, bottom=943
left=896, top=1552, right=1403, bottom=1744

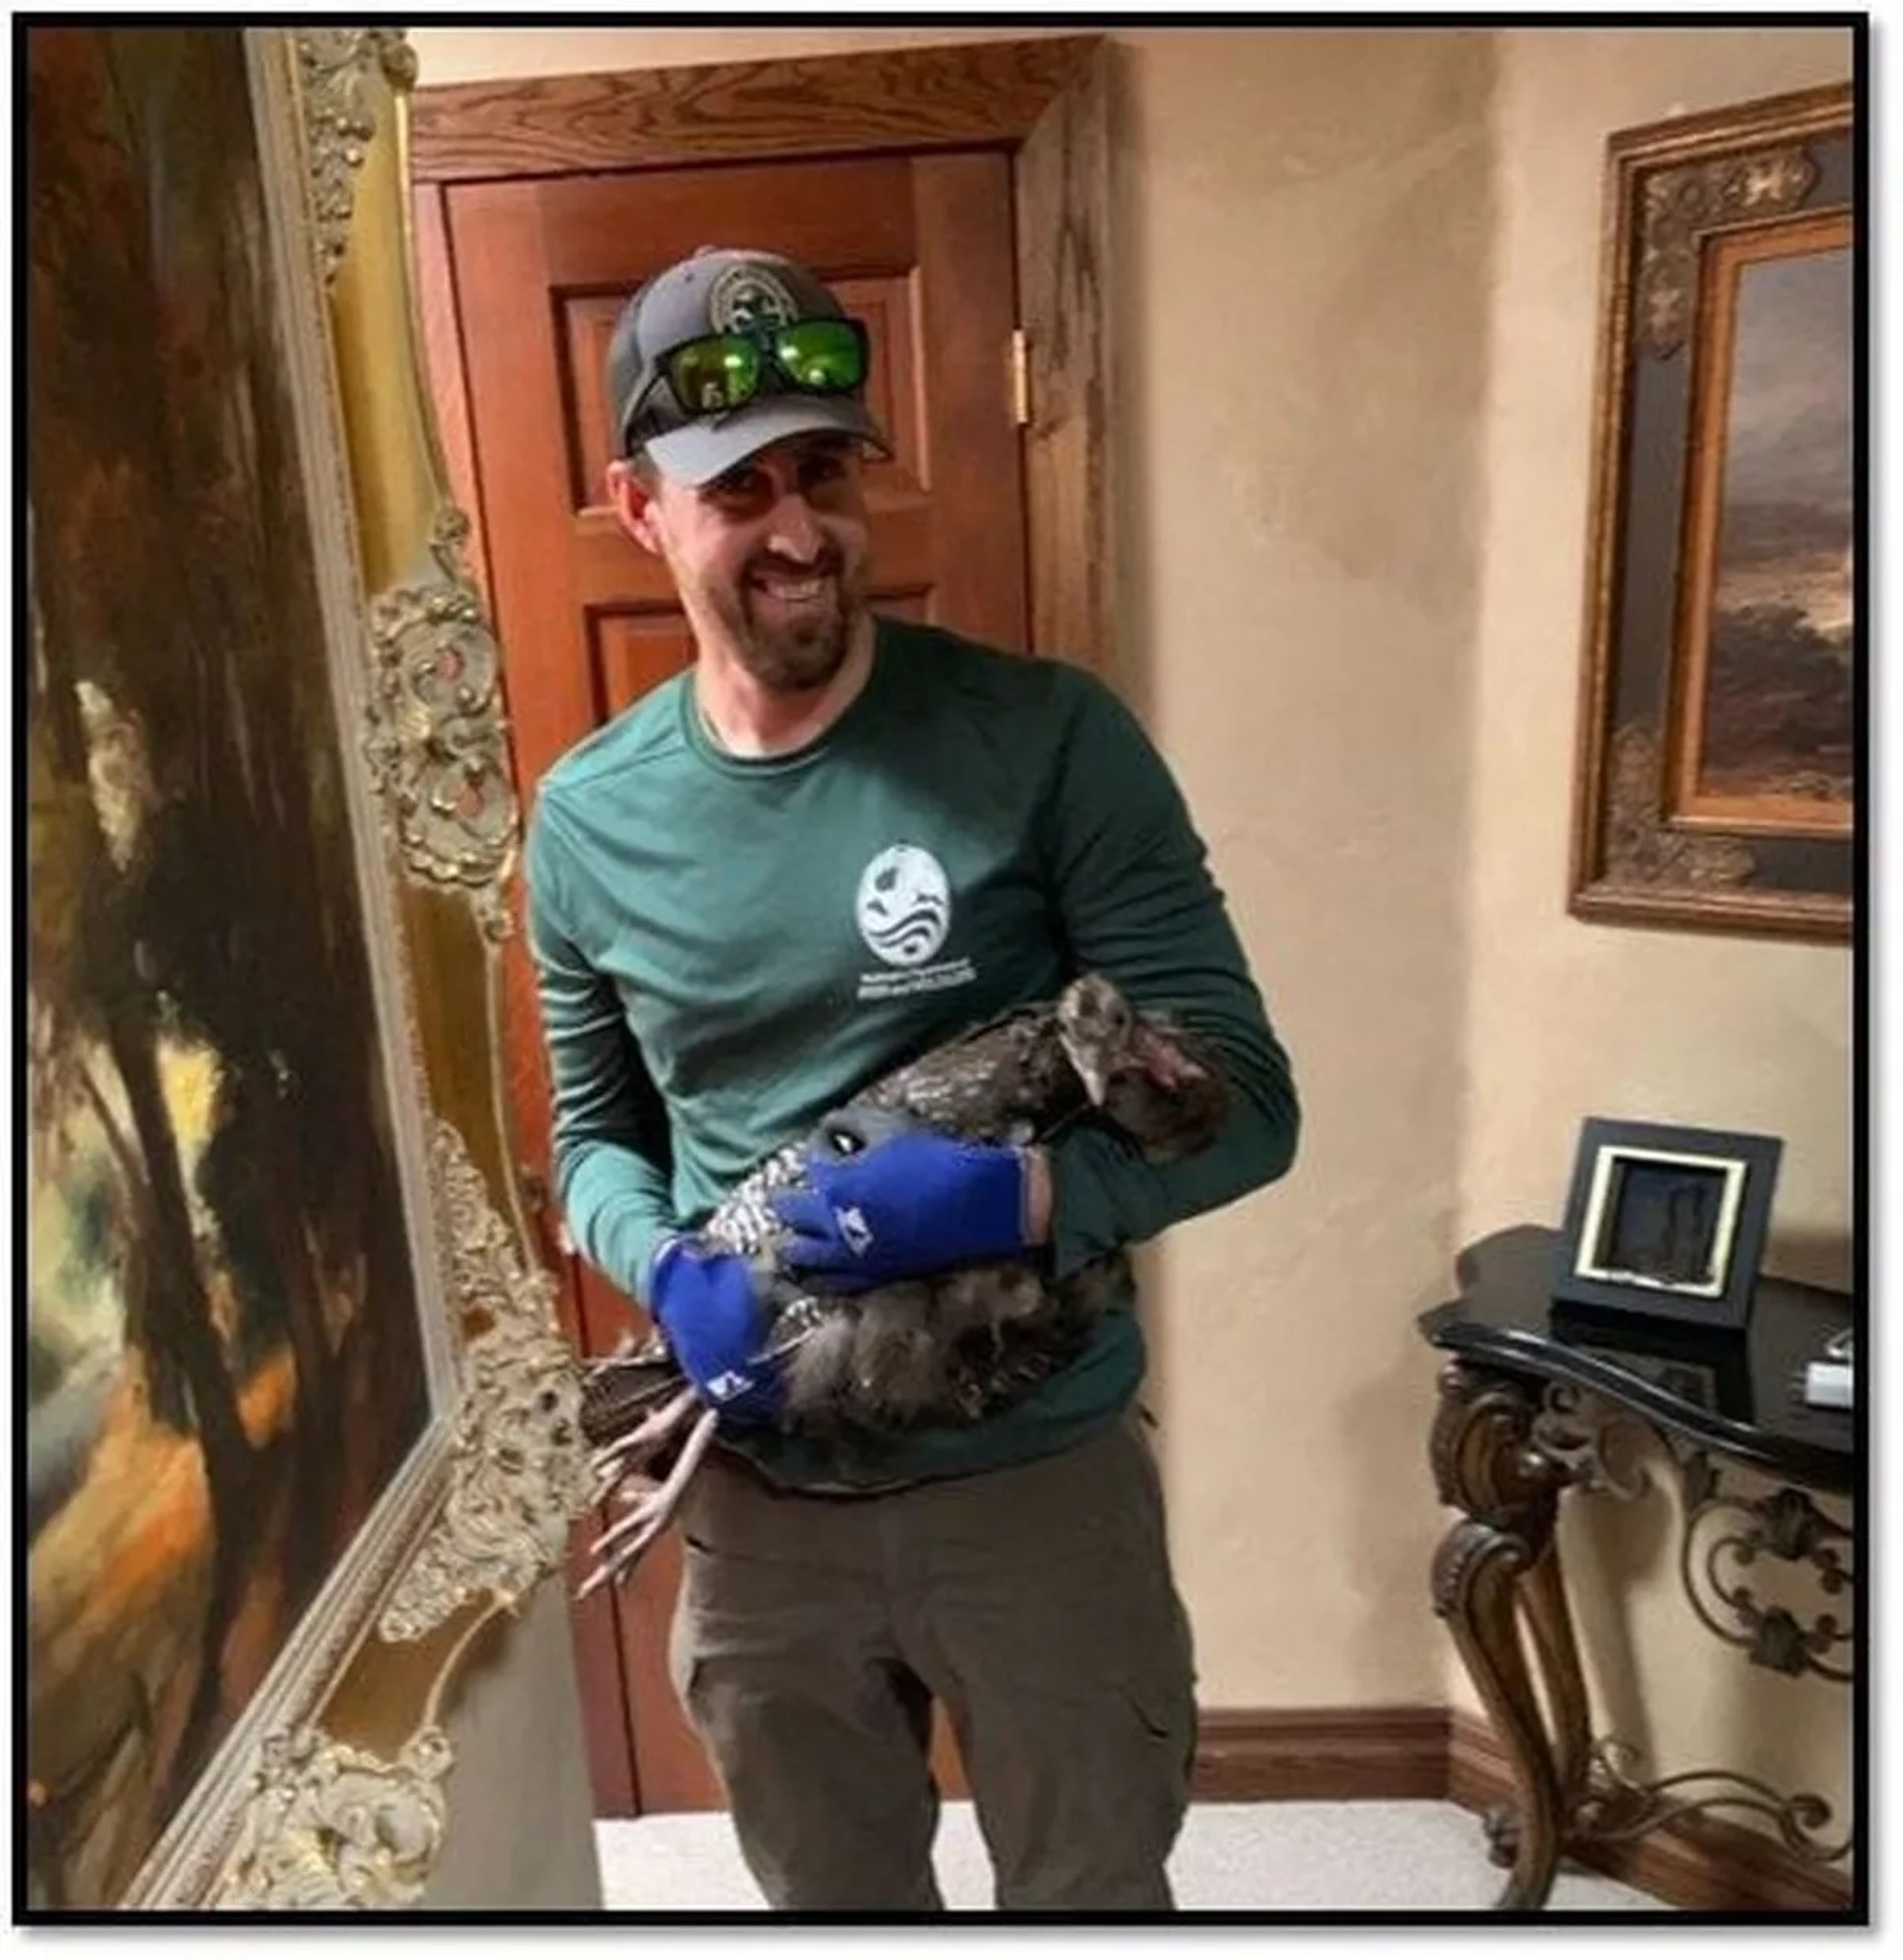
left=524, top=616, right=1299, bottom=1488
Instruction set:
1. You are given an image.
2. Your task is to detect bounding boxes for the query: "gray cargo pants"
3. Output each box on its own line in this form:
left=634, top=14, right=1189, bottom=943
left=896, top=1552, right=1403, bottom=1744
left=668, top=1415, right=1197, bottom=1911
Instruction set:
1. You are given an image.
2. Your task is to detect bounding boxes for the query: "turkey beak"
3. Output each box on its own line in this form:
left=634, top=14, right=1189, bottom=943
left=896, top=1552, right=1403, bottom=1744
left=1074, top=1055, right=1112, bottom=1106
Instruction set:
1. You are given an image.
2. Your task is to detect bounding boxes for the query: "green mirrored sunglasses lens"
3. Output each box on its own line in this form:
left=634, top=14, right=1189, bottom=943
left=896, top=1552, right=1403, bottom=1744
left=668, top=337, right=760, bottom=413
left=774, top=320, right=866, bottom=392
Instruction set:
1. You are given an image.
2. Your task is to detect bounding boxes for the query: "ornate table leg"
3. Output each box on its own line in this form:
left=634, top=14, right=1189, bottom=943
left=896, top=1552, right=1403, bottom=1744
left=1564, top=1446, right=1855, bottom=1868
left=1519, top=1538, right=1593, bottom=1817
left=1431, top=1360, right=1584, bottom=1910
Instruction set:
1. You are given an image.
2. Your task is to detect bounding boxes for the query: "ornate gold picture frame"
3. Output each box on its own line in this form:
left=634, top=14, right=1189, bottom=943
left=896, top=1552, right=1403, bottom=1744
left=24, top=27, right=589, bottom=1911
left=1569, top=83, right=1855, bottom=941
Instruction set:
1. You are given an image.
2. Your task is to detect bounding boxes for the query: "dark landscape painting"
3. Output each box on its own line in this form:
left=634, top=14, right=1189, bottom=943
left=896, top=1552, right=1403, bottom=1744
left=26, top=27, right=431, bottom=1908
left=1697, top=238, right=1853, bottom=808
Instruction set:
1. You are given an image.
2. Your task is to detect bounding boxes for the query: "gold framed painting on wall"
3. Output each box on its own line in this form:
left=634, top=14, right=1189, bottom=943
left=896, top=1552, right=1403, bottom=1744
left=24, top=26, right=590, bottom=1911
left=1569, top=82, right=1855, bottom=941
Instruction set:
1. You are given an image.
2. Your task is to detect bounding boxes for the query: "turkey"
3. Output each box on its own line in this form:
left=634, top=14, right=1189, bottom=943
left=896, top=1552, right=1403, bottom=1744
left=573, top=973, right=1231, bottom=1597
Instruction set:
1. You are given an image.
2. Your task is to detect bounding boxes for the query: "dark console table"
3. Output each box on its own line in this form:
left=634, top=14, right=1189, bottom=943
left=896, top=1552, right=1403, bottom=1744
left=1418, top=1225, right=1854, bottom=1911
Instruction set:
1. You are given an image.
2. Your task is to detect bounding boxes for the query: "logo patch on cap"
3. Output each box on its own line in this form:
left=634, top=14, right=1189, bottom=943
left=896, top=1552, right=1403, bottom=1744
left=708, top=262, right=799, bottom=336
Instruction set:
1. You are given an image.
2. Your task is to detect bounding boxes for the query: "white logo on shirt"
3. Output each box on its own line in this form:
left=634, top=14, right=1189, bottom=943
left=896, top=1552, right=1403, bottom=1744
left=704, top=1369, right=756, bottom=1403
left=855, top=844, right=952, bottom=968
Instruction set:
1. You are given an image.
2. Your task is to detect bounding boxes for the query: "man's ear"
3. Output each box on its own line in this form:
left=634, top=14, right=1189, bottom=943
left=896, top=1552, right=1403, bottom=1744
left=606, top=459, right=666, bottom=555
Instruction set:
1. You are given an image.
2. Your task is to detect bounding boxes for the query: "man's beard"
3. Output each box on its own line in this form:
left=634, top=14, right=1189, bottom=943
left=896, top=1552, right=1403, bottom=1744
left=700, top=551, right=865, bottom=695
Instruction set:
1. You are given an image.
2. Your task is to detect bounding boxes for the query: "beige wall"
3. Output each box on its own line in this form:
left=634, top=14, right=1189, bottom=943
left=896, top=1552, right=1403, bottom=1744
left=1466, top=24, right=1854, bottom=1302
left=1464, top=22, right=1854, bottom=1836
left=420, top=1585, right=602, bottom=1908
left=406, top=19, right=1855, bottom=1845
left=1111, top=27, right=1494, bottom=1708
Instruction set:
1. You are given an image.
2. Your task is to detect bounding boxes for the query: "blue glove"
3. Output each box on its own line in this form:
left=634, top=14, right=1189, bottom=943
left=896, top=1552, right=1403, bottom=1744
left=770, top=1123, right=1031, bottom=1293
left=646, top=1237, right=781, bottom=1423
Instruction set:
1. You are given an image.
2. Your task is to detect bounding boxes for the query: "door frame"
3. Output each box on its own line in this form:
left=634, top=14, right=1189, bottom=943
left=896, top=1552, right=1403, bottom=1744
left=408, top=32, right=1119, bottom=677
left=402, top=33, right=1118, bottom=1818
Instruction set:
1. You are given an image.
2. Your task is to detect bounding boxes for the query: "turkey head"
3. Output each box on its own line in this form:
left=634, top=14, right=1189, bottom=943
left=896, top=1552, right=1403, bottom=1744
left=1056, top=974, right=1231, bottom=1162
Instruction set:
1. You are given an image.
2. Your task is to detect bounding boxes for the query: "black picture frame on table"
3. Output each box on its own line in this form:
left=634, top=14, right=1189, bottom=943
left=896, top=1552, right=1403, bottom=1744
left=1552, top=1118, right=1783, bottom=1330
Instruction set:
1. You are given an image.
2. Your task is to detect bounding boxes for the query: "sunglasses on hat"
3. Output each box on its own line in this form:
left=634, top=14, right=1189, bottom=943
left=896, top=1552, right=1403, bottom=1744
left=623, top=317, right=871, bottom=447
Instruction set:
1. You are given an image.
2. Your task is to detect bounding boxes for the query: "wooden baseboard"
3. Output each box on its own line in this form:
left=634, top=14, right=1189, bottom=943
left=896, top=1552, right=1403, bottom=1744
left=1193, top=1705, right=1855, bottom=1915
left=1193, top=1706, right=1449, bottom=1803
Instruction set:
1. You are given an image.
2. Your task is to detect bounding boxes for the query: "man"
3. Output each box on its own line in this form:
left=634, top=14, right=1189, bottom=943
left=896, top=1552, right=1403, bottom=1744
left=525, top=245, right=1299, bottom=1911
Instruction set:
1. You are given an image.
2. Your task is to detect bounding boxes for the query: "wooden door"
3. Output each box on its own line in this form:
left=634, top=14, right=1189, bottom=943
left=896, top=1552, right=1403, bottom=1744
left=438, top=149, right=1029, bottom=1816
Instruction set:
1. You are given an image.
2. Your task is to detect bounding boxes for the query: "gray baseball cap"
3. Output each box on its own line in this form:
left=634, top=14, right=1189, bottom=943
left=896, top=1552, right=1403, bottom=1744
left=605, top=246, right=892, bottom=485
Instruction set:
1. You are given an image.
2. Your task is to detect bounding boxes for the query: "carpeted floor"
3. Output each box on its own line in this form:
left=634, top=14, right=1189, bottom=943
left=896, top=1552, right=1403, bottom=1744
left=594, top=1798, right=1668, bottom=1912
